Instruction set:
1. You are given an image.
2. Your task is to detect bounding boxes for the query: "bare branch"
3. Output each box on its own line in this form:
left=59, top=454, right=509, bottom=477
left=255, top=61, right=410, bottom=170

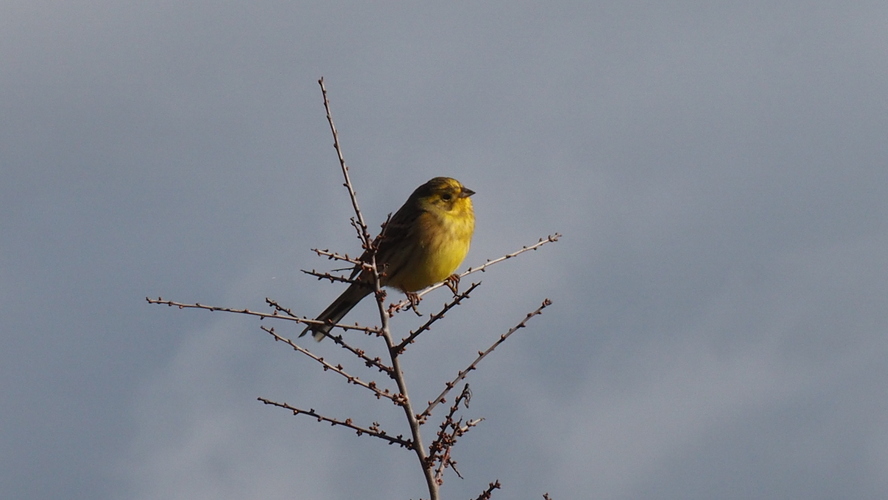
left=389, top=233, right=561, bottom=313
left=264, top=298, right=299, bottom=318
left=258, top=397, right=412, bottom=448
left=309, top=248, right=366, bottom=267
left=327, top=335, right=395, bottom=377
left=467, top=233, right=561, bottom=273
left=265, top=297, right=380, bottom=336
left=419, top=299, right=553, bottom=422
left=295, top=322, right=394, bottom=377
left=473, top=480, right=502, bottom=500
left=260, top=326, right=401, bottom=403
left=146, top=297, right=301, bottom=323
left=318, top=77, right=373, bottom=249
left=301, top=270, right=352, bottom=287
left=430, top=384, right=482, bottom=485
left=392, top=282, right=481, bottom=356
left=377, top=308, right=437, bottom=496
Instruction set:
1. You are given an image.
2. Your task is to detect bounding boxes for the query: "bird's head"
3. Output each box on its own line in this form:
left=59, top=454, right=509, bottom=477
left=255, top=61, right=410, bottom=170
left=413, top=177, right=475, bottom=214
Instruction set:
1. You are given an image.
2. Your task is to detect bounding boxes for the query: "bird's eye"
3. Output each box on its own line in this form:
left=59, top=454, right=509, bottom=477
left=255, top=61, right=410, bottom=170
left=441, top=193, right=452, bottom=201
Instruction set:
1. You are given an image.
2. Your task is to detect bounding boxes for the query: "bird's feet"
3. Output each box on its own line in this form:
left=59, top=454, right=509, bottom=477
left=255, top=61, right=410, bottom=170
left=445, top=274, right=461, bottom=295
left=406, top=291, right=422, bottom=316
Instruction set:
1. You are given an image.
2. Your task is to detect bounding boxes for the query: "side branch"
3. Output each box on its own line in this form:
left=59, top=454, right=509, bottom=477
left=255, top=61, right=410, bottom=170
left=392, top=282, right=481, bottom=355
left=146, top=297, right=301, bottom=323
left=265, top=298, right=299, bottom=318
left=308, top=248, right=367, bottom=267
left=390, top=233, right=561, bottom=311
left=264, top=299, right=383, bottom=344
left=467, top=233, right=561, bottom=273
left=326, top=331, right=396, bottom=377
left=419, top=298, right=553, bottom=422
left=473, top=480, right=502, bottom=500
left=301, top=269, right=361, bottom=286
left=260, top=307, right=394, bottom=376
left=258, top=397, right=412, bottom=448
left=430, top=384, right=481, bottom=484
left=260, top=326, right=400, bottom=403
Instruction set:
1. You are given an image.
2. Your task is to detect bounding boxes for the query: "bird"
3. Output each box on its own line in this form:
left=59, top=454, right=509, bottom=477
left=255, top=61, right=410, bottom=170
left=301, top=177, right=475, bottom=341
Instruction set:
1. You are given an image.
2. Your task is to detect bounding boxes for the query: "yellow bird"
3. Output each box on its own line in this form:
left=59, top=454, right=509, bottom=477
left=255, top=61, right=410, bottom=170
left=301, top=177, right=476, bottom=341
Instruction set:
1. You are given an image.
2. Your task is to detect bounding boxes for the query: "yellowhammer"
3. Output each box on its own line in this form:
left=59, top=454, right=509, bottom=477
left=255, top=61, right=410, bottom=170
left=301, top=177, right=476, bottom=341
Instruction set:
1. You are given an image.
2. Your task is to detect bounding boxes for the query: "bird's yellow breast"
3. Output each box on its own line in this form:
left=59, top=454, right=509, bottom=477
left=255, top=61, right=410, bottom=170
left=392, top=198, right=474, bottom=292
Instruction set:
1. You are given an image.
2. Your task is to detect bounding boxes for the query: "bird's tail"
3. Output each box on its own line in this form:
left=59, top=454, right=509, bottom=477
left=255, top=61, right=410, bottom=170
left=300, top=282, right=372, bottom=341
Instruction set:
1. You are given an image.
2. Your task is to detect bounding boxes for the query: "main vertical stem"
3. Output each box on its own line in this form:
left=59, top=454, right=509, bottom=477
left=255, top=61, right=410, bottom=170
left=383, top=328, right=439, bottom=500
left=318, top=77, right=438, bottom=499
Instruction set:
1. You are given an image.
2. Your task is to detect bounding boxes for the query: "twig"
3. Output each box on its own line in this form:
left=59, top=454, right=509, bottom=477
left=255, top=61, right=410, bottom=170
left=304, top=322, right=394, bottom=377
left=146, top=297, right=301, bottom=323
left=264, top=298, right=299, bottom=318
left=258, top=397, right=412, bottom=448
left=301, top=269, right=362, bottom=286
left=419, top=299, right=553, bottom=423
left=260, top=326, right=400, bottom=403
left=392, top=282, right=481, bottom=356
left=303, top=249, right=375, bottom=284
left=310, top=248, right=366, bottom=267
left=263, top=298, right=380, bottom=336
left=318, top=77, right=373, bottom=249
left=389, top=234, right=561, bottom=313
left=473, top=480, right=502, bottom=500
left=467, top=233, right=561, bottom=273
left=328, top=335, right=395, bottom=376
left=430, top=384, right=481, bottom=485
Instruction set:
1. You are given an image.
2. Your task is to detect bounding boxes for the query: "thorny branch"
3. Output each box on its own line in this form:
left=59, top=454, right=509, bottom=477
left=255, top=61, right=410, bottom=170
left=263, top=300, right=393, bottom=374
left=319, top=77, right=373, bottom=249
left=145, top=297, right=388, bottom=339
left=392, top=282, right=481, bottom=355
left=265, top=297, right=380, bottom=336
left=258, top=397, right=412, bottom=448
left=301, top=248, right=371, bottom=285
left=264, top=298, right=299, bottom=318
left=145, top=297, right=302, bottom=323
left=474, top=481, right=502, bottom=500
left=388, top=234, right=561, bottom=314
left=301, top=269, right=359, bottom=286
left=284, top=314, right=393, bottom=376
left=419, top=298, right=553, bottom=423
left=430, top=384, right=481, bottom=484
left=310, top=248, right=367, bottom=267
left=325, top=332, right=395, bottom=376
left=260, top=326, right=400, bottom=402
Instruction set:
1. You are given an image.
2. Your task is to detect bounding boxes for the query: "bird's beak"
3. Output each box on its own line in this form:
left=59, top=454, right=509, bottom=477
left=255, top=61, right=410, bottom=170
left=460, top=187, right=475, bottom=198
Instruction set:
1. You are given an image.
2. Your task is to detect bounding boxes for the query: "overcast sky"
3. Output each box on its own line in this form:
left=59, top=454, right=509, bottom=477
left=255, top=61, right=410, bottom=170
left=3, top=2, right=888, bottom=499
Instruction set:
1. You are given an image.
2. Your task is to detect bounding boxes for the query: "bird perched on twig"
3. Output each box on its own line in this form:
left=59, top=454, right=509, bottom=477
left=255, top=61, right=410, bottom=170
left=301, top=177, right=475, bottom=341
